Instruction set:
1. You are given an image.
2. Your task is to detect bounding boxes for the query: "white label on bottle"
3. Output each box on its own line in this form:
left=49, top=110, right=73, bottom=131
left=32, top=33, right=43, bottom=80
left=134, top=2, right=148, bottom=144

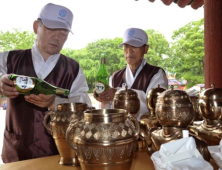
left=95, top=82, right=105, bottom=94
left=16, top=77, right=33, bottom=89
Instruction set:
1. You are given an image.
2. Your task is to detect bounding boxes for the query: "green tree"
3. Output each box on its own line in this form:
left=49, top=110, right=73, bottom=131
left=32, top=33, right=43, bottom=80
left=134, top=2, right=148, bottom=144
left=144, top=29, right=170, bottom=71
left=0, top=29, right=35, bottom=52
left=169, top=18, right=204, bottom=88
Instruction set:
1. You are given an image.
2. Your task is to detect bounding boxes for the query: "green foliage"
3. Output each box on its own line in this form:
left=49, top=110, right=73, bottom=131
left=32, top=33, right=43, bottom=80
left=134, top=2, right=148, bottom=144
left=0, top=29, right=35, bottom=52
left=170, top=18, right=204, bottom=88
left=144, top=29, right=170, bottom=70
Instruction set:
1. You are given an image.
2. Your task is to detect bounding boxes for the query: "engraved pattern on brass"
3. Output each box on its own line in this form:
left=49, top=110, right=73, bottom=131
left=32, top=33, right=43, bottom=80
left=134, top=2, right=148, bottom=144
left=113, top=86, right=140, bottom=115
left=188, top=84, right=222, bottom=146
left=66, top=109, right=139, bottom=170
left=76, top=142, right=137, bottom=161
left=77, top=122, right=137, bottom=140
left=43, top=103, right=88, bottom=166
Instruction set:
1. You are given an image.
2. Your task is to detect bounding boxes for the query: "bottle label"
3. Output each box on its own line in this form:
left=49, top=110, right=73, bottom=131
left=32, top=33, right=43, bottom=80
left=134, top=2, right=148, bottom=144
left=15, top=76, right=34, bottom=90
left=95, top=82, right=106, bottom=94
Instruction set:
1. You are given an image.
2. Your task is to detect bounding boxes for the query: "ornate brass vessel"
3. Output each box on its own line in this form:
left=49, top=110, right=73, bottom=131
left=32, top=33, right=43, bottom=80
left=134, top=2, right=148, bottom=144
left=189, top=84, right=222, bottom=145
left=113, top=85, right=140, bottom=115
left=66, top=109, right=139, bottom=170
left=189, top=96, right=202, bottom=121
left=140, top=85, right=165, bottom=152
left=43, top=103, right=88, bottom=166
left=141, top=84, right=165, bottom=129
left=149, top=86, right=210, bottom=161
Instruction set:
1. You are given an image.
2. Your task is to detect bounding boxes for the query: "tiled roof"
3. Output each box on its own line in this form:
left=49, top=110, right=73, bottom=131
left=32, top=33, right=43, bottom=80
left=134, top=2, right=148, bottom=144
left=148, top=0, right=204, bottom=10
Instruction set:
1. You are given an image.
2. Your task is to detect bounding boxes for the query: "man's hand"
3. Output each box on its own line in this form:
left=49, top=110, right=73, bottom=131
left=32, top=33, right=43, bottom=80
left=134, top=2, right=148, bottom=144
left=93, top=88, right=117, bottom=102
left=24, top=94, right=55, bottom=110
left=0, top=74, right=19, bottom=98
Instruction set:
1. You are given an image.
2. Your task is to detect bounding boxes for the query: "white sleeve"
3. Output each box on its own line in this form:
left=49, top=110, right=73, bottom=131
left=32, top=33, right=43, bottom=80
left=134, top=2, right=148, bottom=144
left=54, top=66, right=92, bottom=108
left=0, top=51, right=9, bottom=77
left=132, top=69, right=168, bottom=121
left=146, top=69, right=168, bottom=95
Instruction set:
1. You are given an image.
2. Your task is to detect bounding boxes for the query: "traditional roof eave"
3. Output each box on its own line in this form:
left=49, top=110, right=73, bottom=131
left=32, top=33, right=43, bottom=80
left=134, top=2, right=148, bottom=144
left=147, top=0, right=204, bottom=10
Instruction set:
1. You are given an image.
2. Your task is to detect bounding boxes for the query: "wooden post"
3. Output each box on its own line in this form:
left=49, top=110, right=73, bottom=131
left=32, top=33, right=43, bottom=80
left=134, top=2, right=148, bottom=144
left=204, top=0, right=222, bottom=88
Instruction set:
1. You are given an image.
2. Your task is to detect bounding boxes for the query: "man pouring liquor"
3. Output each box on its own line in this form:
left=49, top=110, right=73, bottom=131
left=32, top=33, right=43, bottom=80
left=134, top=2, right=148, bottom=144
left=94, top=28, right=168, bottom=121
left=0, top=3, right=91, bottom=163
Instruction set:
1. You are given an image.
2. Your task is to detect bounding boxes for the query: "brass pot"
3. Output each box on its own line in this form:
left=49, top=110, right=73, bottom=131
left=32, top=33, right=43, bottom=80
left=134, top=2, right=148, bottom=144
left=199, top=84, right=222, bottom=122
left=113, top=85, right=140, bottom=115
left=147, top=84, right=166, bottom=117
left=155, top=85, right=194, bottom=127
left=66, top=109, right=139, bottom=170
left=142, top=84, right=166, bottom=128
left=188, top=84, right=222, bottom=145
left=43, top=103, right=88, bottom=166
left=189, top=96, right=202, bottom=121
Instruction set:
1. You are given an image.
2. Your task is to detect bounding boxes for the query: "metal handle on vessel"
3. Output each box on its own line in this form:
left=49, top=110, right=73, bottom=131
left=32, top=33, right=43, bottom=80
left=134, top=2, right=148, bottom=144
left=127, top=115, right=140, bottom=139
left=65, top=119, right=79, bottom=150
left=43, top=111, right=54, bottom=133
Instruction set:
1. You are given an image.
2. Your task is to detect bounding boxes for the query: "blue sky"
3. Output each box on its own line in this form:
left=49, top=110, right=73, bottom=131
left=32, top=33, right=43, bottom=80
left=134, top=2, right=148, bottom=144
left=0, top=0, right=204, bottom=49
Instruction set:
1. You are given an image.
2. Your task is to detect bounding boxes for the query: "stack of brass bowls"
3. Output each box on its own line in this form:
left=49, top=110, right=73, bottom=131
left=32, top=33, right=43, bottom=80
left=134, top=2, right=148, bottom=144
left=66, top=109, right=139, bottom=170
left=43, top=103, right=88, bottom=166
left=113, top=85, right=140, bottom=115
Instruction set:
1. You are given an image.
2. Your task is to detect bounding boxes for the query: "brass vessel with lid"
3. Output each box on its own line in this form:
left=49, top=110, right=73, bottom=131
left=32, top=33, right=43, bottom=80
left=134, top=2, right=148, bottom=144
left=189, top=84, right=222, bottom=145
left=140, top=85, right=165, bottom=152
left=149, top=86, right=210, bottom=161
left=113, top=85, right=140, bottom=115
left=156, top=85, right=194, bottom=127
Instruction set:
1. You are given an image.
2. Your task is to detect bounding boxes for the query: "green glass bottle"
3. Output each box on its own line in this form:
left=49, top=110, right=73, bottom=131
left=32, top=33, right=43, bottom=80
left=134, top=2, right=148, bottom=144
left=9, top=74, right=69, bottom=96
left=95, top=54, right=109, bottom=96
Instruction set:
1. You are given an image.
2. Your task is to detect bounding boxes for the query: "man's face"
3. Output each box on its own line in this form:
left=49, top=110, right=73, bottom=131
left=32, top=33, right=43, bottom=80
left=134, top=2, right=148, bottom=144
left=123, top=44, right=149, bottom=68
left=34, top=21, right=69, bottom=58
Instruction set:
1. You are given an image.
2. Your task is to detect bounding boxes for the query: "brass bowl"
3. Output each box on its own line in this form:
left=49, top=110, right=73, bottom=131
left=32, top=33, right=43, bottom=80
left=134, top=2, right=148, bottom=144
left=199, top=84, right=222, bottom=120
left=155, top=85, right=194, bottom=127
left=113, top=85, right=140, bottom=115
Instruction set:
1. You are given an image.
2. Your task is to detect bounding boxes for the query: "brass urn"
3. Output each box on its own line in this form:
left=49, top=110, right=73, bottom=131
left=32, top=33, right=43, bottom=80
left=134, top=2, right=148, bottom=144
left=141, top=84, right=165, bottom=129
left=113, top=85, right=140, bottom=115
left=150, top=86, right=210, bottom=161
left=66, top=109, right=140, bottom=170
left=199, top=84, right=222, bottom=122
left=155, top=85, right=194, bottom=127
left=140, top=85, right=165, bottom=152
left=189, top=84, right=222, bottom=145
left=43, top=103, right=88, bottom=166
left=189, top=96, right=202, bottom=121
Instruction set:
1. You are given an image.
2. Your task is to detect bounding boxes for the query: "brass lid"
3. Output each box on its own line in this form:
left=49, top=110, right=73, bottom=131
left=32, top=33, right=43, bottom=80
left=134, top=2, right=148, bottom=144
left=199, top=84, right=222, bottom=100
left=114, top=85, right=138, bottom=99
left=158, top=85, right=190, bottom=102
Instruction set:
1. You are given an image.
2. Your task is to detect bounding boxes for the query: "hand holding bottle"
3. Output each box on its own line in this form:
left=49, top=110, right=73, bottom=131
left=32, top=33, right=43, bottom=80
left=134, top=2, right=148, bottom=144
left=24, top=93, right=55, bottom=110
left=93, top=88, right=117, bottom=102
left=0, top=74, right=19, bottom=98
left=9, top=74, right=69, bottom=97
